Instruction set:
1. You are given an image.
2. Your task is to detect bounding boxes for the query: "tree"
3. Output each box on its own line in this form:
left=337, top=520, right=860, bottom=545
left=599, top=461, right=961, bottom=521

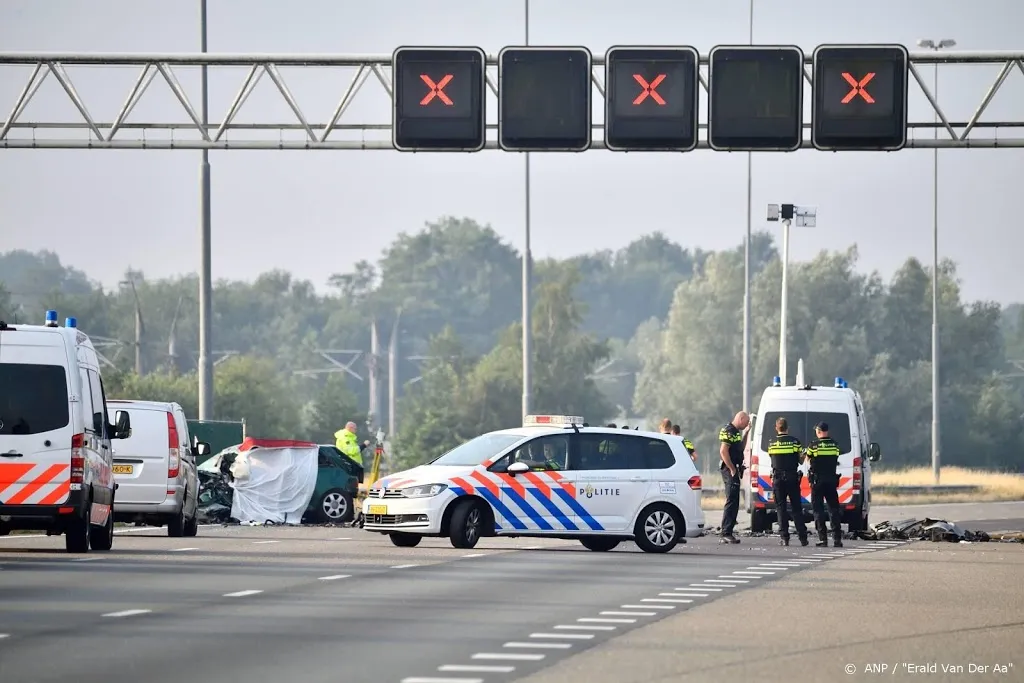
left=212, top=355, right=303, bottom=439
left=303, top=374, right=366, bottom=445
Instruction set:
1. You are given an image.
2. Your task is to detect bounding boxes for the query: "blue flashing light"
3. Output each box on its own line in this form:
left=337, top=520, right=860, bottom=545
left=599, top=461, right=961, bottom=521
left=65, top=317, right=77, bottom=328
left=45, top=309, right=58, bottom=325
left=772, top=376, right=782, bottom=387
left=835, top=376, right=845, bottom=388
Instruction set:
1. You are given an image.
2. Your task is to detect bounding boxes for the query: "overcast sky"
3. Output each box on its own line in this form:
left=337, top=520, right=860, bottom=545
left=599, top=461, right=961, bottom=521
left=1, top=0, right=1022, bottom=304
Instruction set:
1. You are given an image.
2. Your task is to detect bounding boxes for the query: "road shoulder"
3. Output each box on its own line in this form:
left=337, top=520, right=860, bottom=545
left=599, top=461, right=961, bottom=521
left=515, top=542, right=1024, bottom=683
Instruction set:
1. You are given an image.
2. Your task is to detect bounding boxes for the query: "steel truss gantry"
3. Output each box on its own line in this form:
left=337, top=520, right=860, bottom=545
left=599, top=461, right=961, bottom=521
left=2, top=50, right=1024, bottom=150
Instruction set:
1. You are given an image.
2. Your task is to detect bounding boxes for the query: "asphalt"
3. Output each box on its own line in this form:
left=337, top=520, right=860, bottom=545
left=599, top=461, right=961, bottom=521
left=0, top=500, right=1019, bottom=683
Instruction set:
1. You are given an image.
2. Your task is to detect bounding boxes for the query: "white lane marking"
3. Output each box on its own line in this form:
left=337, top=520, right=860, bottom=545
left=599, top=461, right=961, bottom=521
left=504, top=642, right=572, bottom=649
left=600, top=610, right=656, bottom=617
left=251, top=540, right=279, bottom=545
left=645, top=598, right=692, bottom=604
left=72, top=557, right=100, bottom=562
left=761, top=561, right=803, bottom=566
left=402, top=678, right=483, bottom=683
left=623, top=603, right=673, bottom=610
left=578, top=617, right=635, bottom=624
left=439, top=665, right=515, bottom=673
left=796, top=557, right=823, bottom=562
left=688, top=585, right=724, bottom=591
left=726, top=574, right=762, bottom=579
left=520, top=545, right=543, bottom=550
left=703, top=579, right=746, bottom=584
left=0, top=634, right=8, bottom=639
left=472, top=653, right=545, bottom=661
left=331, top=537, right=352, bottom=541
left=665, top=591, right=708, bottom=597
left=744, top=569, right=777, bottom=574
left=102, top=609, right=152, bottom=618
left=531, top=632, right=595, bottom=639
left=223, top=590, right=263, bottom=598
left=1, top=525, right=224, bottom=541
left=784, top=560, right=818, bottom=564
left=170, top=547, right=199, bottom=552
left=757, top=565, right=794, bottom=569
left=807, top=554, right=835, bottom=558
left=391, top=564, right=419, bottom=569
left=462, top=553, right=486, bottom=558
left=318, top=574, right=351, bottom=581
left=554, top=624, right=614, bottom=631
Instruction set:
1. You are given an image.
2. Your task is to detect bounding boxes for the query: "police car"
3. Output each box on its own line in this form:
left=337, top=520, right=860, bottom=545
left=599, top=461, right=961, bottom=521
left=362, top=415, right=704, bottom=553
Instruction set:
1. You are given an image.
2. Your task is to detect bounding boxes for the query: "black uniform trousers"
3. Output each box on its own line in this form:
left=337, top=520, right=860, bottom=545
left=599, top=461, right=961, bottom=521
left=811, top=475, right=842, bottom=540
left=772, top=470, right=807, bottom=540
left=720, top=468, right=741, bottom=536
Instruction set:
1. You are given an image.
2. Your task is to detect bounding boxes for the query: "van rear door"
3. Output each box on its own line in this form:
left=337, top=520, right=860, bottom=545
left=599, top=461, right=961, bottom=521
left=110, top=406, right=170, bottom=505
left=0, top=331, right=75, bottom=507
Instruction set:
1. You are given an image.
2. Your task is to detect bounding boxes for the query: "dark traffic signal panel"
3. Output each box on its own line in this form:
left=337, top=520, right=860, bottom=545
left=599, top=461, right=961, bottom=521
left=708, top=45, right=805, bottom=151
left=392, top=47, right=486, bottom=151
left=604, top=46, right=699, bottom=151
left=498, top=47, right=592, bottom=151
left=812, top=44, right=909, bottom=151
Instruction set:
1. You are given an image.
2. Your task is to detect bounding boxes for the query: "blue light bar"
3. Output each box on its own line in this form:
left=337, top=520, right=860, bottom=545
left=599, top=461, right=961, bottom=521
left=65, top=317, right=77, bottom=328
left=835, top=376, right=845, bottom=388
left=45, top=309, right=58, bottom=326
left=772, top=376, right=782, bottom=387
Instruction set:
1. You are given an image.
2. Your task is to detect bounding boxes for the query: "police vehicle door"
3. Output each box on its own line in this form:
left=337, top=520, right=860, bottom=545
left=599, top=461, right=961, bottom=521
left=569, top=432, right=652, bottom=532
left=498, top=433, right=577, bottom=533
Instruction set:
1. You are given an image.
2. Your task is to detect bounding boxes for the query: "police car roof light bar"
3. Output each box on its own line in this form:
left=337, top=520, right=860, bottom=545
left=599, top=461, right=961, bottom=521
left=524, top=414, right=585, bottom=427
left=65, top=317, right=77, bottom=328
left=45, top=309, right=58, bottom=327
left=772, top=376, right=782, bottom=387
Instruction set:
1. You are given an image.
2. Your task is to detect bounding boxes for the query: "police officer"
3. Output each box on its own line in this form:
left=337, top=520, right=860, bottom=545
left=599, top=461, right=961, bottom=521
left=718, top=411, right=749, bottom=544
left=767, top=417, right=809, bottom=547
left=671, top=424, right=698, bottom=462
left=803, top=421, right=844, bottom=547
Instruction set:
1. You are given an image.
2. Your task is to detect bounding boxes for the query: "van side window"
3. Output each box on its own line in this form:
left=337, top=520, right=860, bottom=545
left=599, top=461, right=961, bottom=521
left=87, top=370, right=105, bottom=436
left=79, top=369, right=96, bottom=433
left=646, top=439, right=676, bottom=469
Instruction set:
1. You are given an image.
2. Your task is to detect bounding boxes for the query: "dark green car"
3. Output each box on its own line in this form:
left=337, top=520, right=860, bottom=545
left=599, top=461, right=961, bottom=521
left=197, top=444, right=362, bottom=524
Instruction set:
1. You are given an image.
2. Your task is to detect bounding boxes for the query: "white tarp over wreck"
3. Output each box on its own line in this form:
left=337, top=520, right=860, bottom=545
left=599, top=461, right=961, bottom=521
left=222, top=438, right=318, bottom=524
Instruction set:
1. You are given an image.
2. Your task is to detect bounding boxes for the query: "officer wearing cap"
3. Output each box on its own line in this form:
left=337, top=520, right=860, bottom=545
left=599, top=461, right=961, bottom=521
left=803, top=421, right=843, bottom=547
left=767, top=417, right=809, bottom=547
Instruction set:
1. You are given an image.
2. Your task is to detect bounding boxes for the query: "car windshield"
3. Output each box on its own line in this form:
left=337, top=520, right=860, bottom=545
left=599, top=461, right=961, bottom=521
left=759, top=411, right=853, bottom=455
left=429, top=433, right=526, bottom=466
left=0, top=363, right=70, bottom=435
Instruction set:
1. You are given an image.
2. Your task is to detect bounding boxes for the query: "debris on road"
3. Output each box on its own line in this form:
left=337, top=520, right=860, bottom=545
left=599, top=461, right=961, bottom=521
left=861, top=518, right=1024, bottom=543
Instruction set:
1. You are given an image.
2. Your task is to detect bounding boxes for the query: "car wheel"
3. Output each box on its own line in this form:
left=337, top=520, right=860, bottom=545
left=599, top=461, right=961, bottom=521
left=449, top=499, right=484, bottom=549
left=167, top=503, right=185, bottom=537
left=317, top=489, right=354, bottom=524
left=580, top=537, right=620, bottom=552
left=183, top=510, right=199, bottom=537
left=90, top=503, right=115, bottom=551
left=390, top=532, right=422, bottom=547
left=65, top=499, right=91, bottom=553
left=633, top=503, right=684, bottom=553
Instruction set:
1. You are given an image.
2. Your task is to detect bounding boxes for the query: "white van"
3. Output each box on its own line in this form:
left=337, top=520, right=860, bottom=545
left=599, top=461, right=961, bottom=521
left=747, top=373, right=880, bottom=534
left=108, top=400, right=207, bottom=536
left=0, top=311, right=132, bottom=552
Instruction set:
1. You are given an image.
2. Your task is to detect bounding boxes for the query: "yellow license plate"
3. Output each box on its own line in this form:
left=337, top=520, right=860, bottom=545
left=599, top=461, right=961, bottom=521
left=367, top=505, right=387, bottom=515
left=112, top=465, right=134, bottom=475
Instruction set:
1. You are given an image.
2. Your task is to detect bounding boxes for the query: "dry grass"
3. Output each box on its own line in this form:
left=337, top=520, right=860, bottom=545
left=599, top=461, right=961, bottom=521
left=701, top=466, right=1024, bottom=510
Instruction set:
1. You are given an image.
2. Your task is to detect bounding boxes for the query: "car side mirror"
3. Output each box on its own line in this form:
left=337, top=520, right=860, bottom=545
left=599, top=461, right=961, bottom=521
left=196, top=441, right=211, bottom=457
left=507, top=461, right=529, bottom=476
left=868, top=442, right=880, bottom=462
left=113, top=410, right=132, bottom=439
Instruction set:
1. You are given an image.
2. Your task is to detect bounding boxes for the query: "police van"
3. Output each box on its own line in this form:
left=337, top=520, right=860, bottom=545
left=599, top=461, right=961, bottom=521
left=0, top=310, right=132, bottom=552
left=362, top=415, right=704, bottom=553
left=746, top=363, right=880, bottom=534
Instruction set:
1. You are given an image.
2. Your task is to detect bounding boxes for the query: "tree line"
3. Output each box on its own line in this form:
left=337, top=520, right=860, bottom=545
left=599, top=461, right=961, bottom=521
left=1, top=216, right=1022, bottom=470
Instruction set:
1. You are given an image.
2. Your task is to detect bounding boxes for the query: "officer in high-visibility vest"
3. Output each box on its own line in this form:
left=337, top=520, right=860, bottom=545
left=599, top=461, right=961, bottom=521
left=334, top=421, right=363, bottom=466
left=767, top=416, right=809, bottom=547
left=803, top=421, right=844, bottom=547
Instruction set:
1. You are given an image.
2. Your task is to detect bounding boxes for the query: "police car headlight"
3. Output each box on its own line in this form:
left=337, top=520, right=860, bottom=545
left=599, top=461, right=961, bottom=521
left=401, top=484, right=448, bottom=498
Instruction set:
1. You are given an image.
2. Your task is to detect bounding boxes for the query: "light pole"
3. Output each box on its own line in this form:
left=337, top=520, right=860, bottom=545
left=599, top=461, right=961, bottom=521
left=917, top=38, right=955, bottom=485
left=741, top=0, right=754, bottom=413
left=767, top=203, right=816, bottom=385
left=197, top=0, right=214, bottom=419
left=521, top=0, right=532, bottom=420
left=119, top=276, right=145, bottom=376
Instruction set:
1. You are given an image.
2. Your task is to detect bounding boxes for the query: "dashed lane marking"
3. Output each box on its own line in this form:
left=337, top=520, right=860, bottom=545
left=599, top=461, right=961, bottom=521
left=391, top=564, right=419, bottom=569
left=623, top=603, right=674, bottom=610
left=102, top=609, right=152, bottom=618
left=703, top=579, right=746, bottom=584
left=578, top=617, right=635, bottom=624
left=725, top=574, right=762, bottom=579
left=223, top=590, right=263, bottom=598
left=462, top=553, right=486, bottom=558
left=0, top=634, right=8, bottom=639
left=504, top=642, right=573, bottom=649
left=331, top=537, right=352, bottom=540
left=402, top=678, right=483, bottom=683
left=318, top=575, right=351, bottom=581
left=645, top=598, right=692, bottom=604
left=531, top=632, right=596, bottom=639
left=554, top=624, right=615, bottom=631
left=687, top=585, right=724, bottom=591
left=796, top=557, right=824, bottom=561
left=72, top=557, right=100, bottom=562
left=600, top=610, right=656, bottom=617
left=439, top=665, right=515, bottom=673
left=744, top=568, right=777, bottom=573
left=251, top=540, right=279, bottom=545
left=472, top=653, right=545, bottom=661
left=170, top=547, right=199, bottom=552
left=664, top=591, right=708, bottom=597
left=807, top=554, right=835, bottom=559
left=0, top=524, right=222, bottom=541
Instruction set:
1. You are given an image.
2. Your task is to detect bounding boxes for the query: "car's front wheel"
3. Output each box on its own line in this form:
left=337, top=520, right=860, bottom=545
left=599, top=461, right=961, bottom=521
left=580, top=537, right=620, bottom=552
left=449, top=499, right=485, bottom=549
left=390, top=532, right=422, bottom=547
left=633, top=503, right=684, bottom=553
left=317, top=489, right=354, bottom=524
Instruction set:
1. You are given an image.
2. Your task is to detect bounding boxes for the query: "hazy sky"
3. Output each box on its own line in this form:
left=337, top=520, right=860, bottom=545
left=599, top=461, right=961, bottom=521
left=1, top=0, right=1022, bottom=304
